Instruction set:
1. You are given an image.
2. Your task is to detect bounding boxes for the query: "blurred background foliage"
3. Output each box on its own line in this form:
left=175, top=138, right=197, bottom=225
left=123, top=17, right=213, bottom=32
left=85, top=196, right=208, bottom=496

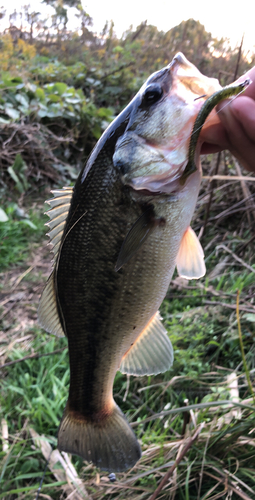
left=0, top=1, right=254, bottom=195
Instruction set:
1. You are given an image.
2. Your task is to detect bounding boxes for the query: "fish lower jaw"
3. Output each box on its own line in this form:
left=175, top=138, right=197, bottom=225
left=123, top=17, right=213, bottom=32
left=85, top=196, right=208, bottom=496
left=125, top=164, right=201, bottom=197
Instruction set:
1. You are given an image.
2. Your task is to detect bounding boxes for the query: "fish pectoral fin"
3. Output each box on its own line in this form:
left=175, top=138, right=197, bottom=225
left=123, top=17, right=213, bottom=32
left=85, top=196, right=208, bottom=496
left=115, top=207, right=155, bottom=272
left=38, top=270, right=65, bottom=337
left=45, top=186, right=73, bottom=262
left=119, top=311, right=174, bottom=376
left=176, top=226, right=206, bottom=279
left=58, top=401, right=141, bottom=472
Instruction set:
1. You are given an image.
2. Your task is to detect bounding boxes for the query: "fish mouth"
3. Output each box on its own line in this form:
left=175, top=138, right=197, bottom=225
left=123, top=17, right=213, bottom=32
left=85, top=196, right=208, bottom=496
left=114, top=52, right=223, bottom=196
left=121, top=119, right=204, bottom=196
left=125, top=167, right=187, bottom=195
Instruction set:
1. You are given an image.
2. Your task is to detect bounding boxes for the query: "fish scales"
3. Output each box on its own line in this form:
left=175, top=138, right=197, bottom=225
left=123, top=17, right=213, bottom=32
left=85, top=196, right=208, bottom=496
left=38, top=52, right=248, bottom=472
left=58, top=170, right=179, bottom=408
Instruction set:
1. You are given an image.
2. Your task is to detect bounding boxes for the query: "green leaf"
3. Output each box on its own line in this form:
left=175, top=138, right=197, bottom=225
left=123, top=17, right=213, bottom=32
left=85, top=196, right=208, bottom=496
left=243, top=313, right=255, bottom=322
left=97, top=107, right=113, bottom=119
left=47, top=93, right=62, bottom=103
left=12, top=153, right=27, bottom=173
left=113, top=45, right=124, bottom=53
left=5, top=106, right=20, bottom=120
left=11, top=76, right=23, bottom=84
left=7, top=166, right=23, bottom=192
left=0, top=208, right=8, bottom=222
left=20, top=219, right=37, bottom=230
left=15, top=94, right=29, bottom=108
left=76, top=88, right=85, bottom=98
left=37, top=109, right=47, bottom=118
left=52, top=82, right=67, bottom=95
left=76, top=72, right=86, bottom=79
left=92, top=123, right=102, bottom=139
left=35, top=87, right=45, bottom=101
left=0, top=117, right=10, bottom=124
left=65, top=96, right=81, bottom=104
left=26, top=82, right=37, bottom=93
left=7, top=155, right=29, bottom=193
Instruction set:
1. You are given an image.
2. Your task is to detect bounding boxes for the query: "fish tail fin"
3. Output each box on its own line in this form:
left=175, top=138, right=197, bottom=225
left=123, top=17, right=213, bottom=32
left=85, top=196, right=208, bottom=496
left=58, top=402, right=141, bottom=472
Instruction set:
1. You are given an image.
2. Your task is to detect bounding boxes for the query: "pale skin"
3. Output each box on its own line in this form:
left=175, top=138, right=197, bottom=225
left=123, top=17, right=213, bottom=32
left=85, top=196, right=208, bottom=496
left=200, top=66, right=255, bottom=174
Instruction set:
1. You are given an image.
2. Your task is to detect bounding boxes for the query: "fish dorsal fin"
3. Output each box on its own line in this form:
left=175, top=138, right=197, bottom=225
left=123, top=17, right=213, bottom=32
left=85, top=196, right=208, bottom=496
left=38, top=187, right=73, bottom=337
left=38, top=270, right=65, bottom=337
left=176, top=226, right=206, bottom=279
left=115, top=207, right=156, bottom=272
left=119, top=312, right=174, bottom=376
left=45, top=187, right=73, bottom=262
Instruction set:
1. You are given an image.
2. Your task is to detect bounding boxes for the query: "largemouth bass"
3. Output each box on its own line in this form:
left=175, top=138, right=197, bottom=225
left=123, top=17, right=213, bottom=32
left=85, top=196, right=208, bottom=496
left=38, top=53, right=249, bottom=472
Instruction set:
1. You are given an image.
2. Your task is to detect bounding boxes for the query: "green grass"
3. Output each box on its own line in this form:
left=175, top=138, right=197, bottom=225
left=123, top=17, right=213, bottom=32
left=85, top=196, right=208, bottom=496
left=0, top=332, right=69, bottom=498
left=0, top=202, right=46, bottom=271
left=1, top=287, right=255, bottom=498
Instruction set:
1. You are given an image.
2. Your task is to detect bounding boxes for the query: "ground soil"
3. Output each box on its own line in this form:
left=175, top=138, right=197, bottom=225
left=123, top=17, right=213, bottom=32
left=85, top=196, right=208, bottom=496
left=0, top=241, right=52, bottom=366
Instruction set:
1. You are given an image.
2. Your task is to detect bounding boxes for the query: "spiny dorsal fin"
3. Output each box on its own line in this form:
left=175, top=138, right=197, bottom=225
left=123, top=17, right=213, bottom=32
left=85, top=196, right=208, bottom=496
left=119, top=311, right=173, bottom=376
left=38, top=186, right=73, bottom=337
left=45, top=187, right=73, bottom=262
left=38, top=270, right=65, bottom=337
left=176, top=226, right=206, bottom=279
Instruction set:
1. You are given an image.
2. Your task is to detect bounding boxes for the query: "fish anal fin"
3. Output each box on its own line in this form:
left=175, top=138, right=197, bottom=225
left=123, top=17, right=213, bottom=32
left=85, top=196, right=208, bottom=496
left=119, top=311, right=174, bottom=376
left=38, top=270, right=65, bottom=337
left=176, top=226, right=206, bottom=279
left=58, top=401, right=141, bottom=472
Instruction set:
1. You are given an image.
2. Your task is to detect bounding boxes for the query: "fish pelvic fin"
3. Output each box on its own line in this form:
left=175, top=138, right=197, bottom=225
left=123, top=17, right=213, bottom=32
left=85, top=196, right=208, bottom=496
left=176, top=226, right=206, bottom=279
left=119, top=311, right=173, bottom=376
left=58, top=401, right=141, bottom=472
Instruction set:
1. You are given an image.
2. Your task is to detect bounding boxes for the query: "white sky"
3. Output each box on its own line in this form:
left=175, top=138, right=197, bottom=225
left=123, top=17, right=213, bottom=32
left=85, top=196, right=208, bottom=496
left=1, top=0, right=255, bottom=57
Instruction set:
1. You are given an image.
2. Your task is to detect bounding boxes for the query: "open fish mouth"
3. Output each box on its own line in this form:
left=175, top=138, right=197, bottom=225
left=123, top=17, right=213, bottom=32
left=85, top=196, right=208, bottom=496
left=113, top=52, right=223, bottom=195
left=123, top=165, right=188, bottom=195
left=115, top=56, right=251, bottom=196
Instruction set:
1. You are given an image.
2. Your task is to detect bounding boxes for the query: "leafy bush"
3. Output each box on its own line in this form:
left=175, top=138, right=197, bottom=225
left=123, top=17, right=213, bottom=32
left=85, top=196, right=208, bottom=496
left=0, top=73, right=113, bottom=128
left=0, top=74, right=113, bottom=189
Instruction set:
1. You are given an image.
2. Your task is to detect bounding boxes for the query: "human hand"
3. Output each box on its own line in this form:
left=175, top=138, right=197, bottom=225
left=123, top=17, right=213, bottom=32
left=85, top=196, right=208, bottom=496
left=200, top=67, right=255, bottom=173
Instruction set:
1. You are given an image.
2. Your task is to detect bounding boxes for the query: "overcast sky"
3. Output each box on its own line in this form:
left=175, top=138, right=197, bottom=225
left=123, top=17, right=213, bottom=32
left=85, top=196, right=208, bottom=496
left=81, top=0, right=254, bottom=51
left=1, top=0, right=255, bottom=57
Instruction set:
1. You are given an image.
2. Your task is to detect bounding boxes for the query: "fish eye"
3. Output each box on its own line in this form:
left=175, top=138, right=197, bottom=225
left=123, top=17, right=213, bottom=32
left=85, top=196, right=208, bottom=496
left=142, top=83, right=163, bottom=105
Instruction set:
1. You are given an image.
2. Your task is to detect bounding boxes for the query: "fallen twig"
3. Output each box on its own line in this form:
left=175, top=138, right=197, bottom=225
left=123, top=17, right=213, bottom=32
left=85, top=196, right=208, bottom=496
left=202, top=175, right=255, bottom=182
left=1, top=418, right=9, bottom=452
left=216, top=244, right=255, bottom=274
left=0, top=347, right=67, bottom=369
left=202, top=152, right=221, bottom=237
left=236, top=291, right=255, bottom=402
left=31, top=428, right=90, bottom=500
left=203, top=470, right=254, bottom=500
left=233, top=158, right=255, bottom=224
left=147, top=423, right=204, bottom=500
left=130, top=400, right=254, bottom=428
left=203, top=300, right=255, bottom=313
